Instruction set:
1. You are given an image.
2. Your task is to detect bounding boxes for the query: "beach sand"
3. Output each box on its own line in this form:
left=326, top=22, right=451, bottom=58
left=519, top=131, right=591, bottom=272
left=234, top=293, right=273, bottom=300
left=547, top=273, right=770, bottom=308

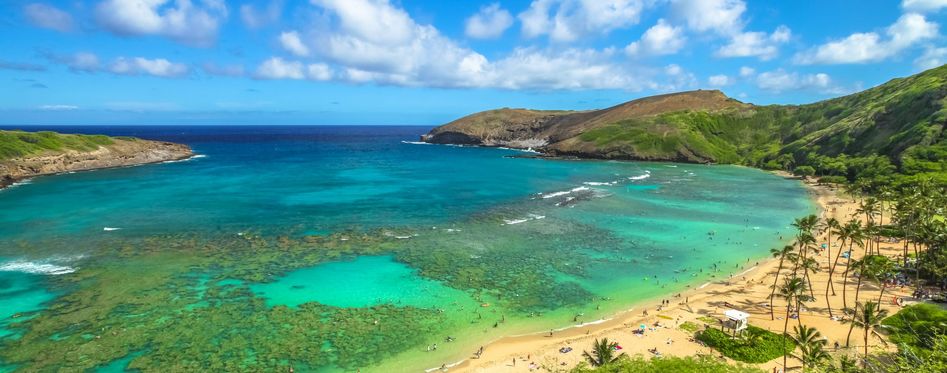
left=450, top=175, right=911, bottom=372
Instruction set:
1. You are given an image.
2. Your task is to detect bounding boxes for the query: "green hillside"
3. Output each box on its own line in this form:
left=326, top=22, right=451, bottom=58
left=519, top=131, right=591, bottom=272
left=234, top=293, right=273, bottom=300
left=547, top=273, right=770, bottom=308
left=427, top=64, right=947, bottom=189
left=0, top=130, right=130, bottom=160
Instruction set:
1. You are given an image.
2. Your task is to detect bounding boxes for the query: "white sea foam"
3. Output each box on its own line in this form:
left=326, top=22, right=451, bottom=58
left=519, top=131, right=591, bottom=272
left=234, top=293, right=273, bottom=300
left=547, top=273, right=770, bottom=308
left=103, top=227, right=121, bottom=231
left=628, top=171, right=652, bottom=181
left=583, top=181, right=617, bottom=186
left=400, top=140, right=432, bottom=145
left=503, top=218, right=529, bottom=225
left=0, top=260, right=76, bottom=275
left=541, top=186, right=590, bottom=199
left=162, top=154, right=207, bottom=164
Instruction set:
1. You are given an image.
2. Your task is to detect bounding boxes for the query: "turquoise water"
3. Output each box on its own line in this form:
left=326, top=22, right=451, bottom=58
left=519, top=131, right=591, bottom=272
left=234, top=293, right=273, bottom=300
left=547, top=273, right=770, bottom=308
left=0, top=126, right=814, bottom=372
left=251, top=255, right=476, bottom=309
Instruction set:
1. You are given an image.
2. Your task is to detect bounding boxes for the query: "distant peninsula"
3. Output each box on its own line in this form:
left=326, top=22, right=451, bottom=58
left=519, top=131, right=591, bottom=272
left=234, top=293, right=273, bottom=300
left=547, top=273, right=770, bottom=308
left=0, top=130, right=193, bottom=189
left=423, top=65, right=947, bottom=179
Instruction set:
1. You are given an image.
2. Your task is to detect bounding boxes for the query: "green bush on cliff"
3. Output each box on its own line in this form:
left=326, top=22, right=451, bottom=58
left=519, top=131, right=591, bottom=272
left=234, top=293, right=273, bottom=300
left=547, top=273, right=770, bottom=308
left=571, top=355, right=763, bottom=373
left=696, top=326, right=793, bottom=363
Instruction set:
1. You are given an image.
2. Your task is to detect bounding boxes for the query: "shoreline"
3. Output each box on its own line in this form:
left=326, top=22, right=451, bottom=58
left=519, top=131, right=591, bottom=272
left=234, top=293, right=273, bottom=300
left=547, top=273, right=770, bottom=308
left=444, top=171, right=906, bottom=372
left=0, top=146, right=195, bottom=191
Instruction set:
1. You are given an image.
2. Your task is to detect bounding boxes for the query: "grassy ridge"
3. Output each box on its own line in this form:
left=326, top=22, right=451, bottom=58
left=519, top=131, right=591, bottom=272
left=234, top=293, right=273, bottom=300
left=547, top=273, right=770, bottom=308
left=571, top=65, right=947, bottom=186
left=0, top=130, right=130, bottom=160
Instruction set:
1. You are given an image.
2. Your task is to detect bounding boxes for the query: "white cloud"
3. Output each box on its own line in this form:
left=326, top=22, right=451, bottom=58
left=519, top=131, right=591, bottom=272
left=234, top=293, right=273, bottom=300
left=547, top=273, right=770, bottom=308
left=708, top=74, right=732, bottom=86
left=255, top=57, right=305, bottom=79
left=915, top=46, right=947, bottom=69
left=255, top=57, right=334, bottom=81
left=625, top=19, right=686, bottom=56
left=263, top=0, right=654, bottom=90
left=43, top=52, right=102, bottom=72
left=240, top=0, right=282, bottom=28
left=279, top=31, right=310, bottom=57
left=519, top=0, right=646, bottom=42
left=38, top=104, right=79, bottom=111
left=755, top=69, right=845, bottom=94
left=671, top=0, right=745, bottom=35
left=24, top=3, right=75, bottom=32
left=902, top=0, right=947, bottom=12
left=739, top=66, right=755, bottom=77
left=465, top=3, right=513, bottom=39
left=716, top=26, right=791, bottom=60
left=795, top=13, right=938, bottom=64
left=94, top=0, right=228, bottom=47
left=110, top=57, right=189, bottom=77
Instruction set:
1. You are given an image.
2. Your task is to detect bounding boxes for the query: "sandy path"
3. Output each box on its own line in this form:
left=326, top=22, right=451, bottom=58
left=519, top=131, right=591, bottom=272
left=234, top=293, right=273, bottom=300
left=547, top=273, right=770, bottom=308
left=447, top=176, right=911, bottom=372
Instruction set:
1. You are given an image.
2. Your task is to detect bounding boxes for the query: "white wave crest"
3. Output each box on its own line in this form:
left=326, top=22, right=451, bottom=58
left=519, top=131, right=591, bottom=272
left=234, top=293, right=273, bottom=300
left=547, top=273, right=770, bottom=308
left=541, top=186, right=590, bottom=199
left=583, top=181, right=617, bottom=186
left=103, top=227, right=121, bottom=231
left=0, top=260, right=76, bottom=275
left=628, top=172, right=651, bottom=181
left=400, top=141, right=432, bottom=145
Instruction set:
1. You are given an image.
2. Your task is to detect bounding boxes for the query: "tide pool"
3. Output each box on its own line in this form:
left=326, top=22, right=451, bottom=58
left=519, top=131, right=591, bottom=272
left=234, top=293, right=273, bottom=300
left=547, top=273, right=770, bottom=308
left=0, top=125, right=814, bottom=372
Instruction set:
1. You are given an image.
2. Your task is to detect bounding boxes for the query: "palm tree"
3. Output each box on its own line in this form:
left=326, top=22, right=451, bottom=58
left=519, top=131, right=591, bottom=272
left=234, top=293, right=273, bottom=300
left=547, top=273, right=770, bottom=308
left=582, top=338, right=625, bottom=367
left=800, top=256, right=820, bottom=300
left=823, top=217, right=841, bottom=294
left=845, top=301, right=889, bottom=359
left=790, top=324, right=829, bottom=371
left=769, top=245, right=796, bottom=320
left=841, top=221, right=864, bottom=312
left=778, top=277, right=807, bottom=369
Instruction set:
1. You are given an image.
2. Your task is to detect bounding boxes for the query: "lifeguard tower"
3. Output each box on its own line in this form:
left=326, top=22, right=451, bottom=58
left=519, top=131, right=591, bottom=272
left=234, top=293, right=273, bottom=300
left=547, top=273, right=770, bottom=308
left=723, top=309, right=749, bottom=337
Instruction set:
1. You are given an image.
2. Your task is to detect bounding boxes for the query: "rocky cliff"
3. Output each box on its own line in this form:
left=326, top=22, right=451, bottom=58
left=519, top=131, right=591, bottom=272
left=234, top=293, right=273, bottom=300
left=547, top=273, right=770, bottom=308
left=0, top=131, right=193, bottom=188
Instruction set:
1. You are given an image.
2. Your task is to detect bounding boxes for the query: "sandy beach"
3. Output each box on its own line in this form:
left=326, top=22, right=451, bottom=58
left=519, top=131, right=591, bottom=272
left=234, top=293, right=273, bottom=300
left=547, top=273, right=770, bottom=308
left=452, top=175, right=910, bottom=372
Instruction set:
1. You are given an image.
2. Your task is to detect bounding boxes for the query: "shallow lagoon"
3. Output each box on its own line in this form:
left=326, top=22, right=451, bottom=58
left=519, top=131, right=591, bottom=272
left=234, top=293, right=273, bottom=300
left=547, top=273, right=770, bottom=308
left=0, top=126, right=814, bottom=372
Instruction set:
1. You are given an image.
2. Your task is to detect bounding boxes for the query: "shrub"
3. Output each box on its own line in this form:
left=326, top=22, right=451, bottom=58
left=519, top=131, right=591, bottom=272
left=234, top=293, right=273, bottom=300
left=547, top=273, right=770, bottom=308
left=571, top=355, right=763, bottom=373
left=696, top=325, right=794, bottom=363
left=883, top=303, right=947, bottom=354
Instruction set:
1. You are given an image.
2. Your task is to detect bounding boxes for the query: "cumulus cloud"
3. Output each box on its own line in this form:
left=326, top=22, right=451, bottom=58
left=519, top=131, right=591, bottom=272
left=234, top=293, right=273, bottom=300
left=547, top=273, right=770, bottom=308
left=94, top=0, right=228, bottom=47
left=110, top=57, right=189, bottom=77
left=708, top=74, right=732, bottom=86
left=915, top=46, right=947, bottom=69
left=240, top=0, right=282, bottom=28
left=24, top=3, right=76, bottom=32
left=671, top=0, right=745, bottom=35
left=269, top=0, right=654, bottom=90
left=519, top=0, right=646, bottom=42
left=625, top=19, right=686, bottom=56
left=465, top=3, right=514, bottom=39
left=739, top=66, right=755, bottom=77
left=794, top=13, right=938, bottom=64
left=254, top=57, right=333, bottom=81
left=650, top=63, right=697, bottom=91
left=41, top=51, right=102, bottom=72
left=755, top=69, right=846, bottom=94
left=902, top=0, right=947, bottom=12
left=716, top=26, right=791, bottom=60
left=279, top=31, right=310, bottom=57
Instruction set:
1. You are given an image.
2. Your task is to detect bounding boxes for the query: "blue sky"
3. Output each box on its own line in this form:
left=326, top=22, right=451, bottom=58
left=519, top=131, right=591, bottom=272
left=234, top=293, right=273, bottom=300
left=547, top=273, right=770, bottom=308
left=1, top=0, right=946, bottom=125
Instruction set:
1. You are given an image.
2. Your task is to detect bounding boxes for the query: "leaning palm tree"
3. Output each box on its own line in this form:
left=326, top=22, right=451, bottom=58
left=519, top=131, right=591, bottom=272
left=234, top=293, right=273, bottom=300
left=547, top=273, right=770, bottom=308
left=845, top=301, right=889, bottom=358
left=582, top=338, right=625, bottom=367
left=800, top=256, right=820, bottom=300
left=778, top=277, right=807, bottom=369
left=829, top=220, right=851, bottom=297
left=769, top=245, right=796, bottom=320
left=790, top=324, right=829, bottom=371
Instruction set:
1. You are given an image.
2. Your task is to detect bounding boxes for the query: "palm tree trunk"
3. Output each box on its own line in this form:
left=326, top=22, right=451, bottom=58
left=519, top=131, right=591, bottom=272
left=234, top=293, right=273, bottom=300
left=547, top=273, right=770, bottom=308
left=864, top=326, right=870, bottom=358
left=843, top=240, right=855, bottom=311
left=877, top=282, right=887, bottom=306
left=846, top=312, right=857, bottom=347
left=783, top=298, right=792, bottom=370
left=826, top=273, right=834, bottom=318
left=770, top=257, right=784, bottom=320
left=830, top=238, right=848, bottom=296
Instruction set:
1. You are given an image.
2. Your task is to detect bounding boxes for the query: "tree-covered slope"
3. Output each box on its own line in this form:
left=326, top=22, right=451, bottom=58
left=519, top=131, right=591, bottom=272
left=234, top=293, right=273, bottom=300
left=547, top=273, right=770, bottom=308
left=424, top=64, right=947, bottom=185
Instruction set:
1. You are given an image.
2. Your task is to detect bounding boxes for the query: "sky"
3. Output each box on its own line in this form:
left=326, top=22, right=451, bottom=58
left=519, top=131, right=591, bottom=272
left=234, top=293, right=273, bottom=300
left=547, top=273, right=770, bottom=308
left=1, top=0, right=946, bottom=125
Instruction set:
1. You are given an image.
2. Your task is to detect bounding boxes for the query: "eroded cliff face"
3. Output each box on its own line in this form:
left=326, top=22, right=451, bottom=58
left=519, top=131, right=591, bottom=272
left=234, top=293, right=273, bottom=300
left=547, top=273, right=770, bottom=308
left=0, top=139, right=193, bottom=188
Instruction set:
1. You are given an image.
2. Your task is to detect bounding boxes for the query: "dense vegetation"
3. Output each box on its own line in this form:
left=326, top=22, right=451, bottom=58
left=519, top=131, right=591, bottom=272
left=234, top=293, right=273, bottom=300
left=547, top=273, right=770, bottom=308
left=571, top=355, right=763, bottom=373
left=696, top=326, right=794, bottom=363
left=883, top=304, right=947, bottom=356
left=576, top=65, right=947, bottom=186
left=0, top=130, right=123, bottom=160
